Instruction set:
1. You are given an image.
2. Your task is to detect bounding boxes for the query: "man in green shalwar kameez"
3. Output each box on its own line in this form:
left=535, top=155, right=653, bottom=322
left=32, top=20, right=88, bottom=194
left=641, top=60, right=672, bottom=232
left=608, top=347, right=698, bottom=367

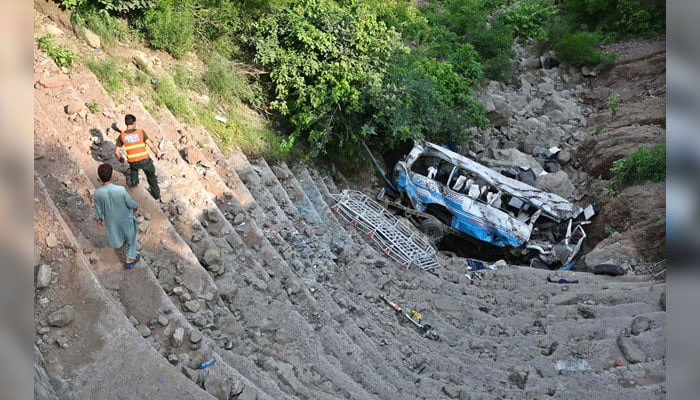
left=94, top=163, right=140, bottom=269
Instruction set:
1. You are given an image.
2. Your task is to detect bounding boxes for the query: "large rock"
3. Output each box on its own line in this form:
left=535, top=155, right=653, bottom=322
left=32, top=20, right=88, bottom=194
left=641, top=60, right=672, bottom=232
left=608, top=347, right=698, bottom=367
left=578, top=125, right=665, bottom=179
left=486, top=98, right=512, bottom=127
left=486, top=148, right=545, bottom=176
left=36, top=264, right=52, bottom=289
left=48, top=306, right=75, bottom=327
left=237, top=385, right=258, bottom=400
left=540, top=52, right=560, bottom=69
left=584, top=233, right=640, bottom=270
left=82, top=28, right=101, bottom=49
left=202, top=247, right=221, bottom=266
left=617, top=335, right=646, bottom=364
left=204, top=373, right=231, bottom=400
left=588, top=182, right=665, bottom=261
left=535, top=171, right=576, bottom=199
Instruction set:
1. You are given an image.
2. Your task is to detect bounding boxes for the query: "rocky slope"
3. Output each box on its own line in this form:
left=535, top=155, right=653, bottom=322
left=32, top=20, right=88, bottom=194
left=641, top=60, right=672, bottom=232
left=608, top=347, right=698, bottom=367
left=33, top=7, right=666, bottom=400
left=467, top=39, right=666, bottom=274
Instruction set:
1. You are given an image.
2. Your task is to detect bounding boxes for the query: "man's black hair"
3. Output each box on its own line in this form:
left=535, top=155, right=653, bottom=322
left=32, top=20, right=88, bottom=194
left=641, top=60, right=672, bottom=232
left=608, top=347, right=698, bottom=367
left=125, top=114, right=136, bottom=126
left=98, top=163, right=113, bottom=183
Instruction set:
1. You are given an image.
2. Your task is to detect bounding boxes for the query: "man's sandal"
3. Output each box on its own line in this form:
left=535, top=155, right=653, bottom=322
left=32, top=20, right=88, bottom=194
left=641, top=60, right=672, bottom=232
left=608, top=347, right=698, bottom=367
left=124, top=254, right=141, bottom=269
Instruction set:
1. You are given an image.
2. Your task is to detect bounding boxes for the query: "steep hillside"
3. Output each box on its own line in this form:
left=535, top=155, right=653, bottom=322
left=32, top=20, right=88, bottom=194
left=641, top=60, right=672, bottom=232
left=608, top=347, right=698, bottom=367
left=34, top=4, right=665, bottom=400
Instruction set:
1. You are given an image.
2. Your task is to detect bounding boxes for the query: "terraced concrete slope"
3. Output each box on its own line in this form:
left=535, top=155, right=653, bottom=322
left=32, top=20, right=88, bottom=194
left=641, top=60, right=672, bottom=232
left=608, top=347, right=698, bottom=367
left=34, top=37, right=665, bottom=400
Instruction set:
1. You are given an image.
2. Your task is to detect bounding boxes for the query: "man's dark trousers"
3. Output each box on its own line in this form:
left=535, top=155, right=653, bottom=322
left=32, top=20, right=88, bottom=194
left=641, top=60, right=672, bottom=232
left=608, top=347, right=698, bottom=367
left=128, top=158, right=160, bottom=199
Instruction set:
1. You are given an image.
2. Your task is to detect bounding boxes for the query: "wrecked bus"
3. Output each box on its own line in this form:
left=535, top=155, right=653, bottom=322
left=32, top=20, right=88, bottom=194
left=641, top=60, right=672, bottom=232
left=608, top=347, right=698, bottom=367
left=374, top=140, right=594, bottom=267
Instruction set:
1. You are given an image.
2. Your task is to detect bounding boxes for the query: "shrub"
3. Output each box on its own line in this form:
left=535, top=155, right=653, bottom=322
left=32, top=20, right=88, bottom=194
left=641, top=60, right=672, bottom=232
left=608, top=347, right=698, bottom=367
left=86, top=57, right=124, bottom=93
left=203, top=57, right=257, bottom=106
left=36, top=34, right=78, bottom=68
left=139, top=0, right=194, bottom=59
left=607, top=144, right=666, bottom=195
left=72, top=4, right=129, bottom=44
left=501, top=0, right=559, bottom=41
left=153, top=75, right=196, bottom=122
left=85, top=100, right=100, bottom=113
left=552, top=31, right=613, bottom=66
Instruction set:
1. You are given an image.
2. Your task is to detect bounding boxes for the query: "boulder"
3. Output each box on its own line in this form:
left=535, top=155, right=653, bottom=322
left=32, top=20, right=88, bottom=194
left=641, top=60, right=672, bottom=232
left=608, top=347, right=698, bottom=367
left=237, top=385, right=258, bottom=400
left=578, top=125, right=665, bottom=179
left=184, top=300, right=201, bottom=313
left=132, top=51, right=155, bottom=75
left=48, top=305, right=75, bottom=327
left=556, top=150, right=571, bottom=164
left=535, top=171, right=576, bottom=199
left=584, top=233, right=640, bottom=271
left=202, top=247, right=221, bottom=266
left=486, top=98, right=511, bottom=127
left=204, top=373, right=231, bottom=400
left=490, top=148, right=545, bottom=176
left=36, top=264, right=52, bottom=289
left=82, top=28, right=101, bottom=49
left=631, top=315, right=651, bottom=336
left=540, top=52, right=560, bottom=69
left=617, top=335, right=646, bottom=364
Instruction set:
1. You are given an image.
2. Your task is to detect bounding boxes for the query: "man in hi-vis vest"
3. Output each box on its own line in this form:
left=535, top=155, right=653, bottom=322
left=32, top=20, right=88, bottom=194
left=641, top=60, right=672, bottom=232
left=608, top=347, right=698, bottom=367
left=114, top=114, right=162, bottom=200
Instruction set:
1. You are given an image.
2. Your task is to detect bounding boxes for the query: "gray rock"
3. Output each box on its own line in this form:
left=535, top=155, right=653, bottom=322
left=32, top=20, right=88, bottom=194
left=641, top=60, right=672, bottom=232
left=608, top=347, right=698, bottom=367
left=237, top=384, right=258, bottom=400
left=491, top=148, right=545, bottom=176
left=204, top=373, right=231, bottom=400
left=137, top=325, right=152, bottom=338
left=184, top=300, right=201, bottom=313
left=36, top=264, right=52, bottom=289
left=207, top=209, right=220, bottom=223
left=617, top=335, right=646, bottom=364
left=45, top=233, right=59, bottom=248
left=48, top=306, right=75, bottom=327
left=584, top=234, right=640, bottom=271
left=631, top=316, right=651, bottom=336
left=158, top=315, right=169, bottom=327
left=189, top=329, right=203, bottom=344
left=172, top=327, right=185, bottom=347
left=182, top=366, right=199, bottom=382
left=82, top=28, right=101, bottom=49
left=203, top=247, right=221, bottom=266
left=486, top=98, right=511, bottom=127
left=535, top=171, right=576, bottom=199
left=521, top=57, right=541, bottom=70
left=55, top=336, right=68, bottom=348
left=581, top=65, right=597, bottom=77
left=548, top=110, right=569, bottom=123
left=556, top=150, right=571, bottom=164
left=129, top=316, right=139, bottom=326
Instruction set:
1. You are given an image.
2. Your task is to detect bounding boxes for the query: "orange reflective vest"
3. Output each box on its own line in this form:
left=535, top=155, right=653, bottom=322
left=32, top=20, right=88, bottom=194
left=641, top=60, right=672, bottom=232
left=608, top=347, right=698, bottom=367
left=120, top=129, right=149, bottom=163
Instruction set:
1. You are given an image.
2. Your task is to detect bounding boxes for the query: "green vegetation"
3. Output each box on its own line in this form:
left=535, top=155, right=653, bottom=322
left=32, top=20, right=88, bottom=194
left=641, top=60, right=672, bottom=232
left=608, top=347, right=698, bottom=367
left=551, top=31, right=615, bottom=66
left=608, top=91, right=621, bottom=118
left=86, top=57, right=127, bottom=93
left=64, top=0, right=664, bottom=159
left=138, top=0, right=194, bottom=59
left=72, top=5, right=129, bottom=44
left=502, top=0, right=559, bottom=42
left=604, top=226, right=615, bottom=237
left=606, top=144, right=666, bottom=196
left=85, top=100, right=100, bottom=113
left=36, top=34, right=77, bottom=68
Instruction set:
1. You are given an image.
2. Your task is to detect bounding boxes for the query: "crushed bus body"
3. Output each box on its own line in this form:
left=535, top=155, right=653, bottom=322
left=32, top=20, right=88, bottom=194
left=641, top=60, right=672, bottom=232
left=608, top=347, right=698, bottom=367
left=376, top=140, right=595, bottom=267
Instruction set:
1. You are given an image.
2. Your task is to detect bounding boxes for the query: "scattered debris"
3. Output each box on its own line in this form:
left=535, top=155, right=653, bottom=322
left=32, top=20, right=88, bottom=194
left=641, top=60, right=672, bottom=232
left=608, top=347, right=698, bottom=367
left=380, top=295, right=439, bottom=341
left=593, top=263, right=625, bottom=276
left=331, top=190, right=438, bottom=270
left=546, top=276, right=579, bottom=284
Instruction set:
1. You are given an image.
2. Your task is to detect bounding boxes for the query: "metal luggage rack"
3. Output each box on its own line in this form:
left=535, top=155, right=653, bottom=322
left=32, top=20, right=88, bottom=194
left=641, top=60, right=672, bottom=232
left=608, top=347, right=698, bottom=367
left=331, top=190, right=439, bottom=271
